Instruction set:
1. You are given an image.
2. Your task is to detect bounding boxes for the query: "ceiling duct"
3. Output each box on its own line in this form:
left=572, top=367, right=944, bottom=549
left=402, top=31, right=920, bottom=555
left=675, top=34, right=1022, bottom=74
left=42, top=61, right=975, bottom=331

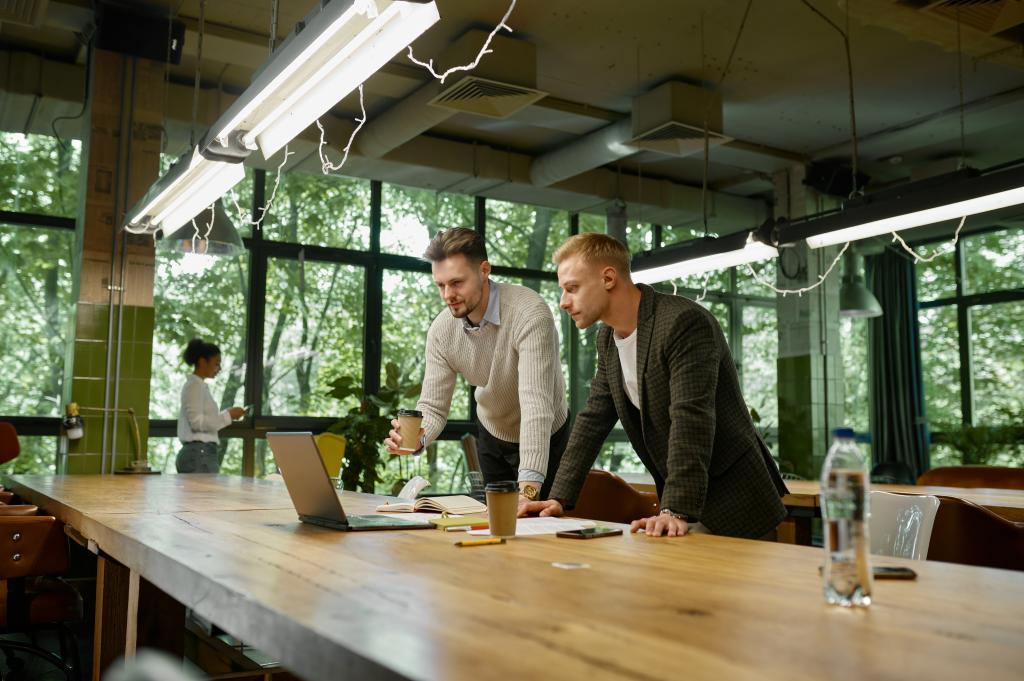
left=426, top=29, right=546, bottom=118
left=0, top=0, right=49, bottom=27
left=357, top=29, right=542, bottom=159
left=530, top=81, right=726, bottom=187
left=630, top=81, right=732, bottom=156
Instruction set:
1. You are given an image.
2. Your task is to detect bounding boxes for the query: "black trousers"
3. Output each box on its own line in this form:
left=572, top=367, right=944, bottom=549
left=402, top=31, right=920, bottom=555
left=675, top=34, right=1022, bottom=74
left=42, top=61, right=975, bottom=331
left=476, top=414, right=570, bottom=501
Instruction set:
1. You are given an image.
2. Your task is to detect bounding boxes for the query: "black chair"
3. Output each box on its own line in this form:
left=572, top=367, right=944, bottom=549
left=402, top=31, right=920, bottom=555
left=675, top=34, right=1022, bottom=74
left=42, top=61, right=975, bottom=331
left=870, top=461, right=916, bottom=485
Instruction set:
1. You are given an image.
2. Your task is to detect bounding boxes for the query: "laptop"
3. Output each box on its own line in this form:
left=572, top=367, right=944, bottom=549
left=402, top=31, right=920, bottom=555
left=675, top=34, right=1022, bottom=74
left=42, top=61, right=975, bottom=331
left=267, top=432, right=432, bottom=531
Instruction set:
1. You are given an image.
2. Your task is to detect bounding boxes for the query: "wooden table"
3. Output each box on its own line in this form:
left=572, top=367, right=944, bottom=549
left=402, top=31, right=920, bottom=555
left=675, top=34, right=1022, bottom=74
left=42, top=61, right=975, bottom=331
left=782, top=479, right=1024, bottom=522
left=6, top=474, right=1024, bottom=681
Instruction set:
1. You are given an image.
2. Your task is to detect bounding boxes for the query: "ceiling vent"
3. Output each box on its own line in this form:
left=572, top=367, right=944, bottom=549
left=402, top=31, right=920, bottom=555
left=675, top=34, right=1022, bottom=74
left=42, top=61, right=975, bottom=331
left=0, top=0, right=49, bottom=27
left=630, top=81, right=732, bottom=157
left=427, top=29, right=546, bottom=119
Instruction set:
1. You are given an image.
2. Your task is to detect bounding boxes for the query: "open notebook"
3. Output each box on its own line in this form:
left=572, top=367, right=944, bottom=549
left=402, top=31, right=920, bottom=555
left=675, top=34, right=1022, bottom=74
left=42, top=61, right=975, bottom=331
left=376, top=495, right=487, bottom=515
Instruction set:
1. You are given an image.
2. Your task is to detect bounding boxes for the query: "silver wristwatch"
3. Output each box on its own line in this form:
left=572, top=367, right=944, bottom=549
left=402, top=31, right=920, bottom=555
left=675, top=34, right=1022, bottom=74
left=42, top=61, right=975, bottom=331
left=659, top=508, right=688, bottom=520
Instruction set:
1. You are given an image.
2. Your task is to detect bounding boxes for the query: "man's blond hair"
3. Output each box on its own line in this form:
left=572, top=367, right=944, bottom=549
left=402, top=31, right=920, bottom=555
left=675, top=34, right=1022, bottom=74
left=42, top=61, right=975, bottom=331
left=552, top=233, right=632, bottom=281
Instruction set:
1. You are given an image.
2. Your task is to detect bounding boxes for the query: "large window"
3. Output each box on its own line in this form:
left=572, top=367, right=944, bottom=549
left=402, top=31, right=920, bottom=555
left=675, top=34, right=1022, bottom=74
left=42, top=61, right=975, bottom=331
left=917, top=226, right=1024, bottom=467
left=0, top=132, right=80, bottom=473
left=0, top=133, right=80, bottom=217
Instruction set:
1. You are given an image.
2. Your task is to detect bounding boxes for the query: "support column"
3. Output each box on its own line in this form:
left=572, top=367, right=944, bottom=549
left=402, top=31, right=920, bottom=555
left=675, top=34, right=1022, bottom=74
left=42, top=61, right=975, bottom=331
left=63, top=49, right=163, bottom=474
left=774, top=166, right=845, bottom=479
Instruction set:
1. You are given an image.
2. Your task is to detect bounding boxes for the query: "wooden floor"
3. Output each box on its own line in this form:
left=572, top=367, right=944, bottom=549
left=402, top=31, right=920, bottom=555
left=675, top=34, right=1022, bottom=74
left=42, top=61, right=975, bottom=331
left=6, top=474, right=1024, bottom=681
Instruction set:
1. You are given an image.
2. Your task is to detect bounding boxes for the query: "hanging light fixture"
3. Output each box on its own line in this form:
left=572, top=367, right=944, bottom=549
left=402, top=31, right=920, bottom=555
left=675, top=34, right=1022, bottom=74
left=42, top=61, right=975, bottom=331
left=125, top=147, right=247, bottom=237
left=779, top=164, right=1024, bottom=249
left=839, top=250, right=882, bottom=318
left=124, top=0, right=440, bottom=237
left=157, top=199, right=244, bottom=257
left=630, top=227, right=778, bottom=284
left=210, top=0, right=440, bottom=159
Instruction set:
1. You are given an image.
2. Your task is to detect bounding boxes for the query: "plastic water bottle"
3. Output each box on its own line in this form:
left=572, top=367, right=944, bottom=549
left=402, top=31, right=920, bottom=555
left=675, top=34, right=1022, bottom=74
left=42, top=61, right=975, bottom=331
left=820, top=427, right=873, bottom=607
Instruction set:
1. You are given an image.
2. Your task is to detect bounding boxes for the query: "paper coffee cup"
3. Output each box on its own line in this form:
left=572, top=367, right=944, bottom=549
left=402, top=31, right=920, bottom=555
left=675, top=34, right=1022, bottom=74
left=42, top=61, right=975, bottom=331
left=397, top=409, right=423, bottom=452
left=485, top=480, right=518, bottom=538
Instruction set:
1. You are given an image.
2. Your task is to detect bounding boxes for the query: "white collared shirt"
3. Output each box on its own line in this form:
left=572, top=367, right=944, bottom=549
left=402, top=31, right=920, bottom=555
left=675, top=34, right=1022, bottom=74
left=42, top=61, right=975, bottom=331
left=177, top=374, right=232, bottom=444
left=614, top=329, right=641, bottom=409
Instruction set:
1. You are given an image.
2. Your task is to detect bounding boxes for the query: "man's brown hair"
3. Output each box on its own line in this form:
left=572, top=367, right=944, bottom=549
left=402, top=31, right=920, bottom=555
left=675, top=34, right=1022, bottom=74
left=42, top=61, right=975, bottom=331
left=423, top=227, right=488, bottom=264
left=552, top=233, right=632, bottom=280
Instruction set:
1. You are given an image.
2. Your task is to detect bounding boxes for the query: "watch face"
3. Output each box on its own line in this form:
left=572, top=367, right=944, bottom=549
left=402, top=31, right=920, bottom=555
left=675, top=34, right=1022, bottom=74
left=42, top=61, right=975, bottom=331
left=521, top=485, right=539, bottom=500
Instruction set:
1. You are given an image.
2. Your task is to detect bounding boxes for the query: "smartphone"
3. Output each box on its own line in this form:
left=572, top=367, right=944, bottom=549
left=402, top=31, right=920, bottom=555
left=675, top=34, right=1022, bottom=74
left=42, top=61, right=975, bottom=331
left=556, top=527, right=623, bottom=539
left=818, top=565, right=917, bottom=580
left=873, top=566, right=917, bottom=580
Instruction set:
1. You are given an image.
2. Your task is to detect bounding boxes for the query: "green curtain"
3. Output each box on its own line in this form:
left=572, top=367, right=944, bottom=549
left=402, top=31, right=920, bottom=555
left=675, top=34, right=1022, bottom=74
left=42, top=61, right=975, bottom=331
left=867, top=250, right=930, bottom=479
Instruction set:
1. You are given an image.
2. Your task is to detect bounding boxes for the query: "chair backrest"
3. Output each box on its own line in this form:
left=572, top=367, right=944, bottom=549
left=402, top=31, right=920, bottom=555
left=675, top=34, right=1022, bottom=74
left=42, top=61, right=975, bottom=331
left=869, top=491, right=940, bottom=560
left=460, top=434, right=485, bottom=501
left=0, top=422, right=19, bottom=465
left=917, top=466, right=1024, bottom=490
left=870, top=461, right=916, bottom=485
left=0, top=491, right=14, bottom=505
left=460, top=434, right=481, bottom=473
left=0, top=516, right=69, bottom=579
left=0, top=506, right=38, bottom=517
left=926, top=496, right=1024, bottom=571
left=313, top=432, right=346, bottom=479
left=572, top=470, right=660, bottom=524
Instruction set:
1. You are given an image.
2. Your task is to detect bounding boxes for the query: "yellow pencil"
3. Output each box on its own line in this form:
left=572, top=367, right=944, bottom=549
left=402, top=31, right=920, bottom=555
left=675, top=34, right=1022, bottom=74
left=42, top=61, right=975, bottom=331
left=454, top=537, right=506, bottom=547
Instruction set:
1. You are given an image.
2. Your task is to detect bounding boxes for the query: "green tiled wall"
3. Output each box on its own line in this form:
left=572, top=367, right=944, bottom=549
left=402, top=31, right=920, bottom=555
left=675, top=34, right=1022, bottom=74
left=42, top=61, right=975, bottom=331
left=65, top=302, right=154, bottom=473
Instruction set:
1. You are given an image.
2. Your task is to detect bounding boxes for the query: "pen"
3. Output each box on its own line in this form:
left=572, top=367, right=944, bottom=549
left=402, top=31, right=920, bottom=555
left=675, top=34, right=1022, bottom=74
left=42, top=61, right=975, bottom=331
left=444, top=524, right=490, bottom=532
left=454, top=537, right=506, bottom=547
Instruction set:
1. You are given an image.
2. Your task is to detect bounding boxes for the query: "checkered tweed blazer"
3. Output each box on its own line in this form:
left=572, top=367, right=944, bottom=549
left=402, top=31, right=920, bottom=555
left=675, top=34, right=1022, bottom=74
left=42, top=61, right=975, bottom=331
left=549, top=284, right=788, bottom=538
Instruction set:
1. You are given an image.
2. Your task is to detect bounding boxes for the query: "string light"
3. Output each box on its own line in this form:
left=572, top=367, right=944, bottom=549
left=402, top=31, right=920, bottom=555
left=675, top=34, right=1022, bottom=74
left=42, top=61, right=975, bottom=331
left=316, top=84, right=367, bottom=174
left=229, top=144, right=294, bottom=232
left=406, top=0, right=517, bottom=84
left=890, top=215, right=966, bottom=264
left=745, top=242, right=850, bottom=297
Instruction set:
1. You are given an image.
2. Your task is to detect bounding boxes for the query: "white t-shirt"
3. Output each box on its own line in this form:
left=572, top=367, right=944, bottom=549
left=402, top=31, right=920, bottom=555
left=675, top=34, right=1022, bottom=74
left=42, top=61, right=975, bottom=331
left=613, top=329, right=640, bottom=410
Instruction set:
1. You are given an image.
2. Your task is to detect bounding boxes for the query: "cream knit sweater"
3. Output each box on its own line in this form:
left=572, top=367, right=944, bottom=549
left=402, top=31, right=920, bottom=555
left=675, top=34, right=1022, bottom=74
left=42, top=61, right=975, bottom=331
left=417, top=282, right=568, bottom=475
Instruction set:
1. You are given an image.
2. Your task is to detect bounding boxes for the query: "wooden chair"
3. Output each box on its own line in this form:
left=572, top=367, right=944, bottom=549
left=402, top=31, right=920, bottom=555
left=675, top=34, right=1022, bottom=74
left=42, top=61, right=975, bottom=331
left=926, top=496, right=1024, bottom=571
left=572, top=470, right=660, bottom=524
left=0, top=422, right=19, bottom=465
left=0, top=506, right=39, bottom=517
left=0, top=491, right=15, bottom=505
left=0, top=514, right=83, bottom=680
left=917, top=466, right=1024, bottom=490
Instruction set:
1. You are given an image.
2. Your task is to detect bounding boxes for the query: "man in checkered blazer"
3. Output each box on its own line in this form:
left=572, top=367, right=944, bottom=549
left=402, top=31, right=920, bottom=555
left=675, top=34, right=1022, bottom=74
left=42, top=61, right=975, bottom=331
left=523, top=233, right=787, bottom=539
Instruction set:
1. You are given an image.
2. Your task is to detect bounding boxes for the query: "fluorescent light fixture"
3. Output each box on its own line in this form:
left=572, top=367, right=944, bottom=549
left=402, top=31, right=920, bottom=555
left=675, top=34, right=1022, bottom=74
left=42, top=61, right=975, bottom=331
left=125, top=147, right=246, bottom=236
left=631, top=230, right=778, bottom=284
left=210, top=0, right=440, bottom=159
left=780, top=165, right=1024, bottom=249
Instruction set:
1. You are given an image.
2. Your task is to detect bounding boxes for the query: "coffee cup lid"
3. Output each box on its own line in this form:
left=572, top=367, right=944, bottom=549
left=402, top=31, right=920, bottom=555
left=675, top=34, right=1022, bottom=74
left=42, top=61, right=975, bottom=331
left=485, top=480, right=517, bottom=493
left=397, top=409, right=423, bottom=417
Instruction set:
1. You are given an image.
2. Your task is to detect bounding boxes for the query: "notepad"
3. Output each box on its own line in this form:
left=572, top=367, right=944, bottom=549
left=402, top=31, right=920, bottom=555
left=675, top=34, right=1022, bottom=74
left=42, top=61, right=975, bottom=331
left=375, top=495, right=487, bottom=515
left=429, top=515, right=489, bottom=529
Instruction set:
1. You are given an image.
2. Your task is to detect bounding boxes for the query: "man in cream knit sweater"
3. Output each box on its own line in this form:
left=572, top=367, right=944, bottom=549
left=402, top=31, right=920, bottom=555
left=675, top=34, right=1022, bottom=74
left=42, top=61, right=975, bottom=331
left=384, top=228, right=569, bottom=513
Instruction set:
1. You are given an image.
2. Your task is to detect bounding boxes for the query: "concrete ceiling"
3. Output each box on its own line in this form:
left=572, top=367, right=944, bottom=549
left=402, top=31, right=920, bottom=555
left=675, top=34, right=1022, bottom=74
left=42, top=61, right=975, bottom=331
left=2, top=0, right=1024, bottom=233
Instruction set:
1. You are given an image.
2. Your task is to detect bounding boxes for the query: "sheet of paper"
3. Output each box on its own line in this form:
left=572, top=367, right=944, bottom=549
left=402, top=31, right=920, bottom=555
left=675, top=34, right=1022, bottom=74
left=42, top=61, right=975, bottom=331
left=468, top=517, right=596, bottom=536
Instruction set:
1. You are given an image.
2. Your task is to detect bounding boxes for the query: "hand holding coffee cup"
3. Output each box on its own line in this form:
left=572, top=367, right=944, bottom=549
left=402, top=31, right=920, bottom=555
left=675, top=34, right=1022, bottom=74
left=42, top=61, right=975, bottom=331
left=384, top=409, right=424, bottom=455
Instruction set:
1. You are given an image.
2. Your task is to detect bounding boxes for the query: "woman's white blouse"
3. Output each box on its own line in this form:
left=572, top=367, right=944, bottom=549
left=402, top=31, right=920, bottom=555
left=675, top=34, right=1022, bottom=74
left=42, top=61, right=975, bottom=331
left=177, top=374, right=231, bottom=443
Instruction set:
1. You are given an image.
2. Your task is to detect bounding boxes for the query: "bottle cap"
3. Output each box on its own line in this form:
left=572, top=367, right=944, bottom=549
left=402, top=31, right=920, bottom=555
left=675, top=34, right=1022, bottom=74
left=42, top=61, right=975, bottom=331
left=832, top=427, right=856, bottom=439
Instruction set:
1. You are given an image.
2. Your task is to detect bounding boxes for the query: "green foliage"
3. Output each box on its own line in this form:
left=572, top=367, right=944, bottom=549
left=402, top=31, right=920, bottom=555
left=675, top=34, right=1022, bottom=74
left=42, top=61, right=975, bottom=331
left=325, top=361, right=421, bottom=492
left=935, top=408, right=1024, bottom=467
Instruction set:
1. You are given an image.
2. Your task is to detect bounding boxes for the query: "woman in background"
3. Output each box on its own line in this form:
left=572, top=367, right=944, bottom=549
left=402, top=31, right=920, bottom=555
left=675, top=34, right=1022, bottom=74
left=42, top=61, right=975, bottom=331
left=177, top=338, right=245, bottom=473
